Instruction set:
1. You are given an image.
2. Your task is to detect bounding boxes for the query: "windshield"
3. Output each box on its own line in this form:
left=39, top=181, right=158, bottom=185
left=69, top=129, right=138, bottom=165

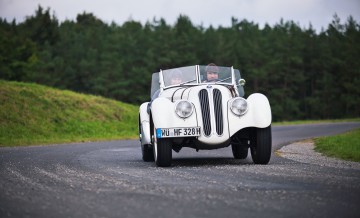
left=160, top=65, right=238, bottom=89
left=199, top=65, right=232, bottom=84
left=162, top=66, right=197, bottom=87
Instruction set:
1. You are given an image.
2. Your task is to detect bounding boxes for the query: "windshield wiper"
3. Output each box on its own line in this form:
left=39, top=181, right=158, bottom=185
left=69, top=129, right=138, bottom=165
left=215, top=77, right=231, bottom=84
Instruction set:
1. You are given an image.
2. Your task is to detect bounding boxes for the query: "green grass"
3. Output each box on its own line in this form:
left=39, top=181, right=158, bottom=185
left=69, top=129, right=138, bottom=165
left=0, top=80, right=138, bottom=146
left=314, top=129, right=360, bottom=162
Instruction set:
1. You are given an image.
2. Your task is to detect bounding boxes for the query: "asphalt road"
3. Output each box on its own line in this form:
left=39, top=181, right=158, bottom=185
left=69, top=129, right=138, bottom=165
left=1, top=122, right=360, bottom=218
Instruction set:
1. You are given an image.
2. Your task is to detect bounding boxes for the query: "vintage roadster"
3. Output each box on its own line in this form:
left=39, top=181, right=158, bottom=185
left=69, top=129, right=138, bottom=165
left=139, top=65, right=272, bottom=167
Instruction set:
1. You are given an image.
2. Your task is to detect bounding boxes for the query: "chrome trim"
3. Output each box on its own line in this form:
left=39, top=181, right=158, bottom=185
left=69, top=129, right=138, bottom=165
left=231, top=66, right=240, bottom=97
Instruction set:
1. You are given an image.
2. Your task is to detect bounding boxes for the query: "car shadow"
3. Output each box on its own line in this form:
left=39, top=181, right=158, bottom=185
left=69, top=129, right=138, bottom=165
left=170, top=157, right=253, bottom=167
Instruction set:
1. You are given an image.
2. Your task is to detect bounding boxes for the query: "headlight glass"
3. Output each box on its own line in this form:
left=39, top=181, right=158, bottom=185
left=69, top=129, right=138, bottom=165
left=175, top=100, right=194, bottom=118
left=230, top=97, right=248, bottom=116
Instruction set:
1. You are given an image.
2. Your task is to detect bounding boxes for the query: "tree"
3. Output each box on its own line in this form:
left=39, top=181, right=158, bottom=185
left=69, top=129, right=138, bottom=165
left=19, top=5, right=59, bottom=46
left=1, top=7, right=360, bottom=120
left=0, top=19, right=36, bottom=81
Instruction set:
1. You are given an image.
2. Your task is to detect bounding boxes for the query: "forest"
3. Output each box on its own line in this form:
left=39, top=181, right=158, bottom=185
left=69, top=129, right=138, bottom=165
left=0, top=6, right=359, bottom=121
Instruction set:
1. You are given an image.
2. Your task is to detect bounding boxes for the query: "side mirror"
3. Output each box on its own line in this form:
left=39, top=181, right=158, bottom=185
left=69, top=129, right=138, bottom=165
left=238, top=79, right=246, bottom=86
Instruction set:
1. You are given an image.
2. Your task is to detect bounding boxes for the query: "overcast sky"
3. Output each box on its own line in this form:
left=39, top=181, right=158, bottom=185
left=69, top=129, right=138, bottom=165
left=1, top=0, right=359, bottom=32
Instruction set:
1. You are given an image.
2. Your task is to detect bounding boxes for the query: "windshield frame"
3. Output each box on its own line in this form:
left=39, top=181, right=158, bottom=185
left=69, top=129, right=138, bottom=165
left=157, top=65, right=238, bottom=92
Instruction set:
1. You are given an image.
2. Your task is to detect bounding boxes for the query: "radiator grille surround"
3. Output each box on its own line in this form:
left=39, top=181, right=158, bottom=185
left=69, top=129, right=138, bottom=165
left=198, top=88, right=223, bottom=136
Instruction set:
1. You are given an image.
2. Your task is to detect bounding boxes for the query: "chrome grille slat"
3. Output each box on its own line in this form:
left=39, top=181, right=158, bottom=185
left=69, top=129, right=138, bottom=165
left=213, top=89, right=223, bottom=135
left=199, top=89, right=211, bottom=136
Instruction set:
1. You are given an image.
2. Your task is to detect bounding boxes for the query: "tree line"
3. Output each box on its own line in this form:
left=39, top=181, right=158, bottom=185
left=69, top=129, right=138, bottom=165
left=0, top=6, right=359, bottom=121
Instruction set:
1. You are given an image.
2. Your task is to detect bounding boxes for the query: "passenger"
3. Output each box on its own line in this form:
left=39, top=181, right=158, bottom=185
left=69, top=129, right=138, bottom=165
left=169, top=69, right=183, bottom=85
left=148, top=69, right=183, bottom=114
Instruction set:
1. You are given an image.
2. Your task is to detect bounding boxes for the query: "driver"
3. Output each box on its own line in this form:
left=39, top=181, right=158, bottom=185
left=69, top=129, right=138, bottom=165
left=203, top=63, right=219, bottom=82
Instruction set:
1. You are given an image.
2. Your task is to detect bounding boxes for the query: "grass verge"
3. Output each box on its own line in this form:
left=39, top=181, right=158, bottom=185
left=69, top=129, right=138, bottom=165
left=273, top=118, right=360, bottom=126
left=314, top=129, right=360, bottom=162
left=0, top=80, right=138, bottom=147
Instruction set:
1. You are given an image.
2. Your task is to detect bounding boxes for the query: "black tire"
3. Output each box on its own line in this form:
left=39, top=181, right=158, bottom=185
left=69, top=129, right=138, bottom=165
left=250, top=125, right=272, bottom=164
left=142, top=144, right=154, bottom=162
left=139, top=115, right=154, bottom=162
left=152, top=124, right=172, bottom=167
left=231, top=145, right=248, bottom=159
left=154, top=138, right=172, bottom=167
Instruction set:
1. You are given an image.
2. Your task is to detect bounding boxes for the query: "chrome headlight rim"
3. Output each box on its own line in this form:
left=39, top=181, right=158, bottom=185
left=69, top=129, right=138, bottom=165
left=230, top=97, right=248, bottom=116
left=175, top=100, right=194, bottom=118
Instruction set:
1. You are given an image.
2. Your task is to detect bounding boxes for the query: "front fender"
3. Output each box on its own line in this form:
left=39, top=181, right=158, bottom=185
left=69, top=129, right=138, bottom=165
left=139, top=102, right=151, bottom=145
left=228, top=93, right=272, bottom=136
left=151, top=98, right=198, bottom=128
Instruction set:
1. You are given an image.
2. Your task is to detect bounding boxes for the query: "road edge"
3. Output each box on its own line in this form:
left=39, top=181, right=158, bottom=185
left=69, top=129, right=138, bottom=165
left=276, top=140, right=360, bottom=170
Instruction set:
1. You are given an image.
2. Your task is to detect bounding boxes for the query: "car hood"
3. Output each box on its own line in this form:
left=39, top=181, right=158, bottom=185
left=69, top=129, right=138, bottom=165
left=159, top=85, right=234, bottom=102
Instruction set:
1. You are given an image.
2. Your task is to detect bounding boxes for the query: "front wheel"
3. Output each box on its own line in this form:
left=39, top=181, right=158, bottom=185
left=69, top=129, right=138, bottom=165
left=141, top=144, right=154, bottom=162
left=231, top=145, right=248, bottom=159
left=153, top=127, right=172, bottom=167
left=250, top=125, right=272, bottom=164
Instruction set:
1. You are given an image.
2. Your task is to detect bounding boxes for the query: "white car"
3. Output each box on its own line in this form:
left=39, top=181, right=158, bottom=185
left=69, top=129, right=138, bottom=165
left=139, top=65, right=272, bottom=167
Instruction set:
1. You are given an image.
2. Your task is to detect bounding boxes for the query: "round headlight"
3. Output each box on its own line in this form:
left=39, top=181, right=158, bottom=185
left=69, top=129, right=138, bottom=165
left=230, top=97, right=248, bottom=116
left=175, top=100, right=194, bottom=118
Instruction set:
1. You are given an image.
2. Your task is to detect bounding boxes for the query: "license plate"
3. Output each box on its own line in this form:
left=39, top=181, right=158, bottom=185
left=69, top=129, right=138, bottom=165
left=156, top=127, right=201, bottom=138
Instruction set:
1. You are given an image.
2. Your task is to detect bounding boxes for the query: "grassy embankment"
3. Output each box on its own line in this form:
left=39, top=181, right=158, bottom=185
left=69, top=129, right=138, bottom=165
left=273, top=118, right=360, bottom=126
left=0, top=80, right=138, bottom=147
left=314, top=129, right=360, bottom=162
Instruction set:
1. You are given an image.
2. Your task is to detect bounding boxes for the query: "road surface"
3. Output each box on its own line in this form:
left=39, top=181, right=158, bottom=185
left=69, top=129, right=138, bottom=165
left=1, top=122, right=359, bottom=217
